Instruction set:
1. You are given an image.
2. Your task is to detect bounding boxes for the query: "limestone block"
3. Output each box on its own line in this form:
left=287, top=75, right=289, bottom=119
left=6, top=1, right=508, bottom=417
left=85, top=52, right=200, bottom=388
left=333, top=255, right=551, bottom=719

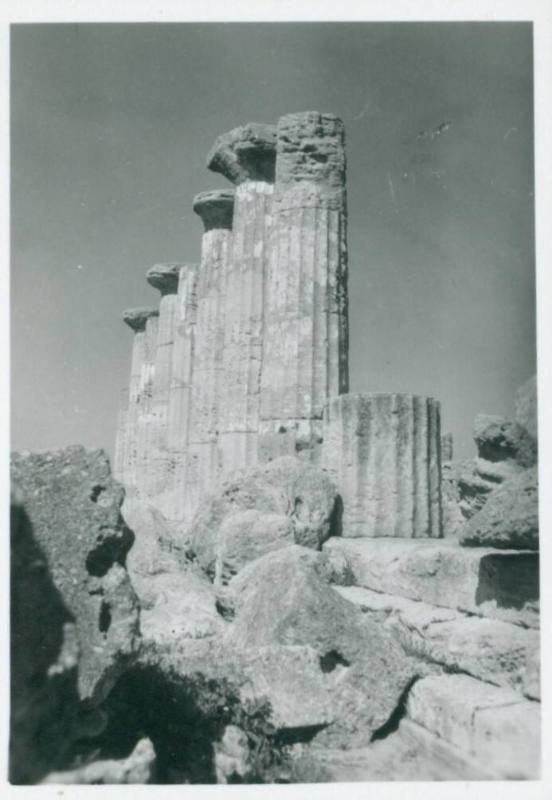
left=322, top=393, right=442, bottom=538
left=225, top=545, right=419, bottom=745
left=42, top=738, right=156, bottom=784
left=515, top=374, right=537, bottom=440
left=461, top=466, right=539, bottom=550
left=406, top=675, right=540, bottom=779
left=10, top=448, right=140, bottom=703
left=259, top=112, right=349, bottom=461
left=188, top=456, right=339, bottom=578
left=474, top=413, right=537, bottom=468
left=335, top=586, right=540, bottom=698
left=323, top=537, right=539, bottom=628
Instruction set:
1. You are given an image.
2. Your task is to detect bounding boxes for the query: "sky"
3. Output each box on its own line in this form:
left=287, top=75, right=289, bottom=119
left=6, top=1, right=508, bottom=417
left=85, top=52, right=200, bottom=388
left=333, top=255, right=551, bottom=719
left=10, top=22, right=535, bottom=461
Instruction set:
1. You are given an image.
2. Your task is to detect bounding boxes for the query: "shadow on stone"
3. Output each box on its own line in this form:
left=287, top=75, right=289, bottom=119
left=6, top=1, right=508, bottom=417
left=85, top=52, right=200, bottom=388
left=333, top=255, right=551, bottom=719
left=475, top=553, right=539, bottom=610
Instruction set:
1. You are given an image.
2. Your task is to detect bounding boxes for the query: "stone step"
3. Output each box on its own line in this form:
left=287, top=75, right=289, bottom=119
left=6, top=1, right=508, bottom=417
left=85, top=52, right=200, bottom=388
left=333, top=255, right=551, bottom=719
left=334, top=585, right=540, bottom=699
left=324, top=537, right=539, bottom=628
left=405, top=674, right=540, bottom=779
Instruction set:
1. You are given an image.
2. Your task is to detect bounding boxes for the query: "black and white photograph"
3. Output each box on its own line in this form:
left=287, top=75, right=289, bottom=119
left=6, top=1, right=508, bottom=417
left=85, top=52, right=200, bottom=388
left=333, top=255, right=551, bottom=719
left=5, top=2, right=551, bottom=793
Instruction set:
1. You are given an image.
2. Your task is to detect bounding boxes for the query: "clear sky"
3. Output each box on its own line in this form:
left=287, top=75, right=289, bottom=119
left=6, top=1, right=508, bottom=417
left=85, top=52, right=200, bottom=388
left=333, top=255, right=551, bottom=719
left=10, top=22, right=535, bottom=461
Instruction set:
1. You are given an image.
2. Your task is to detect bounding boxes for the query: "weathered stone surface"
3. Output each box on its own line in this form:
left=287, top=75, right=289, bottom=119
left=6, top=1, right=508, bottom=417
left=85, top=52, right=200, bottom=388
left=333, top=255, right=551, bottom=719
left=336, top=585, right=540, bottom=698
left=259, top=111, right=348, bottom=462
left=10, top=487, right=81, bottom=784
left=187, top=204, right=233, bottom=518
left=41, top=738, right=156, bottom=784
left=134, top=312, right=160, bottom=495
left=214, top=510, right=295, bottom=584
left=123, top=499, right=224, bottom=645
left=324, top=537, right=539, bottom=628
left=10, top=448, right=140, bottom=702
left=207, top=122, right=277, bottom=184
left=441, top=432, right=453, bottom=462
left=188, top=456, right=339, bottom=577
left=322, top=393, right=441, bottom=538
left=145, top=262, right=181, bottom=295
left=163, top=264, right=199, bottom=524
left=474, top=413, right=537, bottom=468
left=515, top=374, right=538, bottom=440
left=461, top=466, right=539, bottom=550
left=226, top=545, right=419, bottom=743
left=122, top=306, right=159, bottom=332
left=218, top=179, right=273, bottom=475
left=406, top=675, right=540, bottom=779
left=214, top=725, right=250, bottom=784
left=193, top=189, right=235, bottom=231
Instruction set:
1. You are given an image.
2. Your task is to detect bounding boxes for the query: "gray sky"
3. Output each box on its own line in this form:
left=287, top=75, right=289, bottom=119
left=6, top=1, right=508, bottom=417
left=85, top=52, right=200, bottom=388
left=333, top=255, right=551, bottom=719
left=11, top=22, right=535, bottom=460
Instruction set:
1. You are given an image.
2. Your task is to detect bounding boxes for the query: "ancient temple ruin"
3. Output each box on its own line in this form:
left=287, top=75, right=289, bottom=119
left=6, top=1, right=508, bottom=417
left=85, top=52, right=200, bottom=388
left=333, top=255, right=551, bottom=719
left=114, top=110, right=443, bottom=531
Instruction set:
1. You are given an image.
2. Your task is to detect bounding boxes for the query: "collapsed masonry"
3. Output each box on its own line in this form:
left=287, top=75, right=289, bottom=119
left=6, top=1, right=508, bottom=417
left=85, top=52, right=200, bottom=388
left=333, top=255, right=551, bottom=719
left=114, top=111, right=442, bottom=531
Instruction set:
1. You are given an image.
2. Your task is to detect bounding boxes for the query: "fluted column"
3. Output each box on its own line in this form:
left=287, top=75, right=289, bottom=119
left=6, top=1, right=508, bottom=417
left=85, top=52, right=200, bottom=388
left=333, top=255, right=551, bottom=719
left=207, top=123, right=276, bottom=475
left=259, top=112, right=349, bottom=463
left=134, top=311, right=160, bottom=495
left=322, top=393, right=442, bottom=538
left=441, top=433, right=454, bottom=462
left=117, top=307, right=159, bottom=492
left=185, top=191, right=234, bottom=514
left=142, top=264, right=180, bottom=500
left=163, top=263, right=199, bottom=524
left=113, top=389, right=129, bottom=482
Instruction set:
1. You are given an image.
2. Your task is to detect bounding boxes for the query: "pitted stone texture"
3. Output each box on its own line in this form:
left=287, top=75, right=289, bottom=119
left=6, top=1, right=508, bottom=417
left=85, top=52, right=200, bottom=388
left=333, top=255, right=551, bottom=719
left=460, top=466, right=539, bottom=550
left=275, top=111, right=346, bottom=200
left=225, top=545, right=419, bottom=745
left=324, top=537, right=539, bottom=628
left=207, top=122, right=277, bottom=185
left=474, top=414, right=537, bottom=468
left=322, top=393, right=441, bottom=538
left=188, top=456, right=339, bottom=578
left=10, top=488, right=81, bottom=784
left=123, top=307, right=159, bottom=332
left=515, top=374, right=538, bottom=440
left=123, top=500, right=224, bottom=646
left=10, top=447, right=140, bottom=702
left=214, top=510, right=295, bottom=585
left=406, top=675, right=540, bottom=779
left=336, top=586, right=540, bottom=699
left=193, top=189, right=235, bottom=231
left=146, top=263, right=181, bottom=296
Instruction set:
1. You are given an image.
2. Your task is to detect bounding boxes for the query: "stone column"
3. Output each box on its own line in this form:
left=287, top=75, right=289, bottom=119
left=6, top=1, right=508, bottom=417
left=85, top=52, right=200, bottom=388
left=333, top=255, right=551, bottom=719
left=134, top=311, right=160, bottom=496
left=207, top=123, right=276, bottom=474
left=185, top=190, right=234, bottom=514
left=259, top=111, right=349, bottom=463
left=117, top=307, right=159, bottom=492
left=441, top=433, right=454, bottom=462
left=163, top=263, right=199, bottom=524
left=322, top=393, right=442, bottom=538
left=113, top=389, right=129, bottom=482
left=142, top=264, right=180, bottom=500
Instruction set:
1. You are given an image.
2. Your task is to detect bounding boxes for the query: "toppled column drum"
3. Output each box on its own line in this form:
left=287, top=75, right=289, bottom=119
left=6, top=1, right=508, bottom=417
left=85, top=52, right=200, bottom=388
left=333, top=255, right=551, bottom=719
left=323, top=393, right=442, bottom=538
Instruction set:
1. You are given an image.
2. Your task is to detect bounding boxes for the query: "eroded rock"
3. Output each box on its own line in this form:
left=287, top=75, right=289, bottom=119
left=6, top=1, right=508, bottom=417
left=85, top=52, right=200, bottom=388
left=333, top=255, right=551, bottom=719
left=473, top=414, right=537, bottom=468
left=10, top=447, right=140, bottom=703
left=460, top=466, right=539, bottom=550
left=188, top=456, right=340, bottom=578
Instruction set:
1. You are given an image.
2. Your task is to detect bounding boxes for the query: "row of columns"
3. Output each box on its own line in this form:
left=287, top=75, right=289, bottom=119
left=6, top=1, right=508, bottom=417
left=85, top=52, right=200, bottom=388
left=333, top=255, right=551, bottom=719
left=114, top=110, right=443, bottom=537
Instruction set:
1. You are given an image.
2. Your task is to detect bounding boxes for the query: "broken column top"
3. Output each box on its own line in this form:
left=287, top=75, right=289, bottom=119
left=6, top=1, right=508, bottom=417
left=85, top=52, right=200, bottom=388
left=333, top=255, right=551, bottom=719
left=122, top=307, right=159, bottom=332
left=276, top=111, right=346, bottom=190
left=207, top=122, right=277, bottom=185
left=193, top=189, right=235, bottom=232
left=146, top=263, right=183, bottom=295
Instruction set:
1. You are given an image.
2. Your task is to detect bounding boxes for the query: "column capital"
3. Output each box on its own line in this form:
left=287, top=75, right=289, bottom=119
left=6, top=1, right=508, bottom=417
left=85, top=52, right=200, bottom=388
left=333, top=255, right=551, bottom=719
left=207, top=123, right=277, bottom=185
left=146, top=263, right=182, bottom=295
left=193, top=189, right=235, bottom=232
left=122, top=307, right=159, bottom=332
